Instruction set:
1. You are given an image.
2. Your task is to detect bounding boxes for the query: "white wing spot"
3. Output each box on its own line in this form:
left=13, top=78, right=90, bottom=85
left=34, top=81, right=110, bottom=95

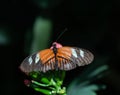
left=71, top=48, right=77, bottom=58
left=35, top=54, right=40, bottom=63
left=80, top=50, right=84, bottom=58
left=28, top=57, right=33, bottom=65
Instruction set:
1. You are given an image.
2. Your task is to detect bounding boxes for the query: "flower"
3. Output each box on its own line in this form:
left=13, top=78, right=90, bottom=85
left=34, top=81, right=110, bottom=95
left=24, top=79, right=31, bottom=87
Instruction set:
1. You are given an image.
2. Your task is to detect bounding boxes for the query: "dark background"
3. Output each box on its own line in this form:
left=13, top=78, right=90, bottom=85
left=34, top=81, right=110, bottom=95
left=0, top=0, right=120, bottom=95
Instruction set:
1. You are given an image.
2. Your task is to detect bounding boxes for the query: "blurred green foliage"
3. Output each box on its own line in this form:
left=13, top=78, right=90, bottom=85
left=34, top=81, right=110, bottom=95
left=0, top=28, right=11, bottom=45
left=27, top=71, right=66, bottom=95
left=32, top=0, right=64, bottom=9
left=67, top=56, right=109, bottom=95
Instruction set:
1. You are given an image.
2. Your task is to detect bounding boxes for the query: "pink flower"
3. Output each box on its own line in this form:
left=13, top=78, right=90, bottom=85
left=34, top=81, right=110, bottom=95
left=24, top=79, right=31, bottom=87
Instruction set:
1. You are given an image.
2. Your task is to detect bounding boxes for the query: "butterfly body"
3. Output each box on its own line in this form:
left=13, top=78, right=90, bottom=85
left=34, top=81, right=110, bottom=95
left=20, top=42, right=94, bottom=74
left=51, top=42, right=61, bottom=70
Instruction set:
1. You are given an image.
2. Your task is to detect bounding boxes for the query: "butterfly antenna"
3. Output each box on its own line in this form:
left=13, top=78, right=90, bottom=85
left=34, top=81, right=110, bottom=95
left=55, top=28, right=68, bottom=42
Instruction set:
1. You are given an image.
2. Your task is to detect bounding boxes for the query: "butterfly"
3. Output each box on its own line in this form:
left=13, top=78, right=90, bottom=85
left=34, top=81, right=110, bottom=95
left=20, top=42, right=94, bottom=74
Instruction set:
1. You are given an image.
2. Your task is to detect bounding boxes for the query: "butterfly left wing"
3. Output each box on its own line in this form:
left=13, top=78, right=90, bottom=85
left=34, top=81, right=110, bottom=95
left=20, top=49, right=55, bottom=74
left=57, top=47, right=94, bottom=70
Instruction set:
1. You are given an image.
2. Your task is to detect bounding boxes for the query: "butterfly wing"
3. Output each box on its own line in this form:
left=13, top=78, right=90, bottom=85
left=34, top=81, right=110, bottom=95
left=20, top=49, right=55, bottom=74
left=20, top=47, right=94, bottom=73
left=57, top=47, right=94, bottom=70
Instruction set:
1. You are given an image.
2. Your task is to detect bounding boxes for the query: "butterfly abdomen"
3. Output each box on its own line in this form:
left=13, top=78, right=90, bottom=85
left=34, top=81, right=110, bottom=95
left=52, top=44, right=59, bottom=70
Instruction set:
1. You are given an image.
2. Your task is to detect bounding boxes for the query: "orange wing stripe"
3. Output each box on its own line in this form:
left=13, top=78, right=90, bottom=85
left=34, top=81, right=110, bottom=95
left=57, top=47, right=72, bottom=66
left=39, top=49, right=54, bottom=64
left=39, top=47, right=72, bottom=66
left=57, top=47, right=72, bottom=59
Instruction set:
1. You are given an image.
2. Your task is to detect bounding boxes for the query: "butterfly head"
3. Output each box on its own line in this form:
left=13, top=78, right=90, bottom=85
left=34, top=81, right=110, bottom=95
left=50, top=42, right=63, bottom=49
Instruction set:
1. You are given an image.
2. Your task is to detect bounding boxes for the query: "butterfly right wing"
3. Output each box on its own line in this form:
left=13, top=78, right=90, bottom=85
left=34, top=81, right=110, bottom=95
left=57, top=47, right=94, bottom=70
left=71, top=47, right=94, bottom=66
